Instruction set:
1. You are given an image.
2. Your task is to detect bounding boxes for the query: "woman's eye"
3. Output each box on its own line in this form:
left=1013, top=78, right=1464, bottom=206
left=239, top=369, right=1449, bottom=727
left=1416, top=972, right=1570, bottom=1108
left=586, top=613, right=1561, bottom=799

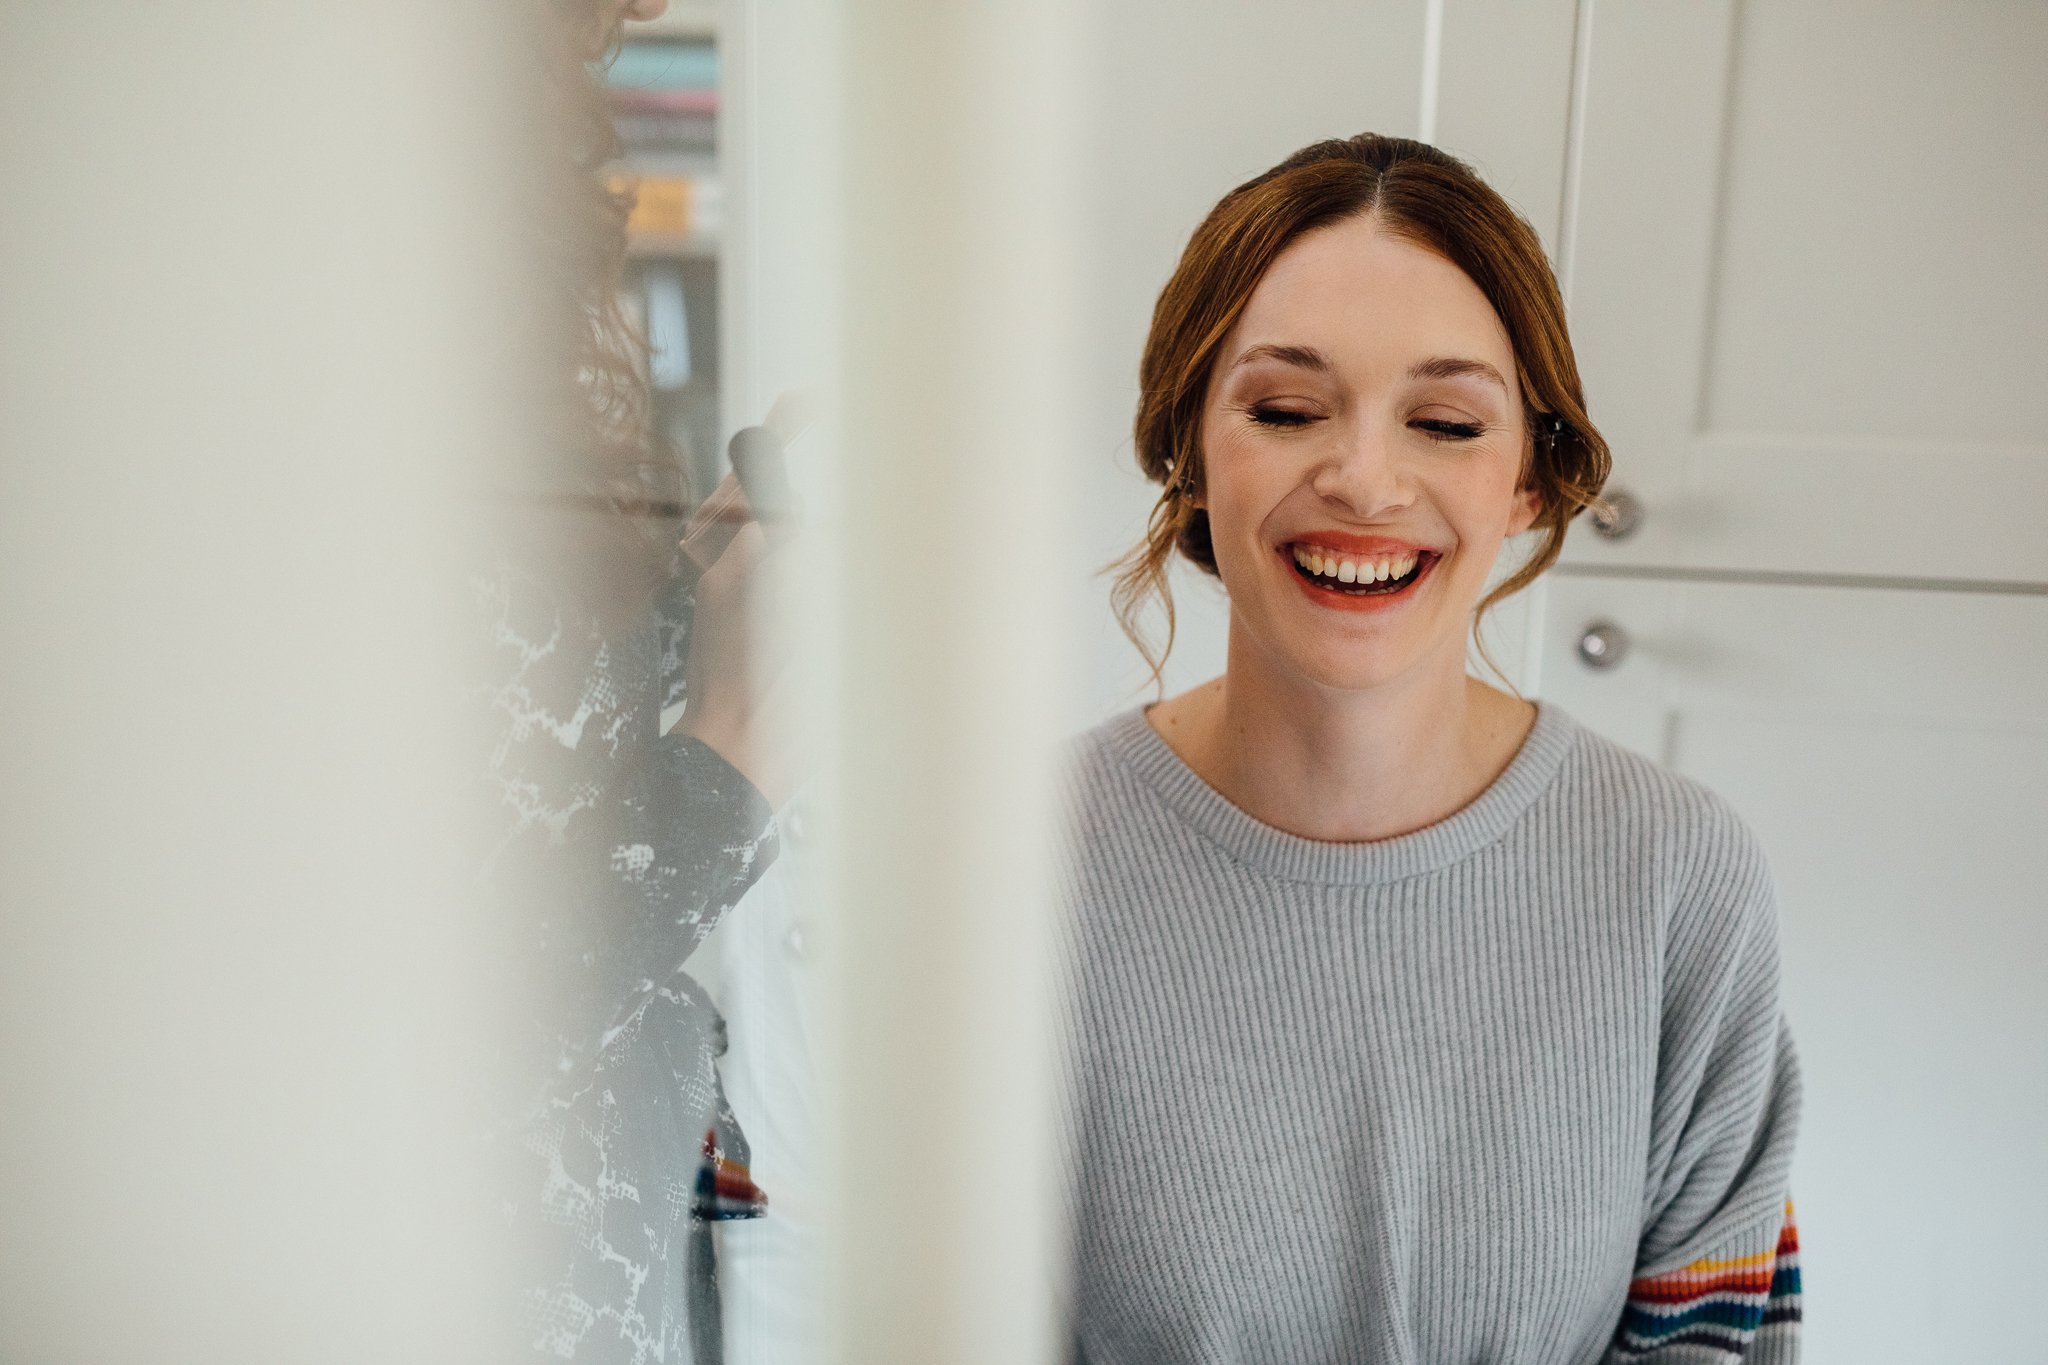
left=1247, top=405, right=1317, bottom=428
left=1413, top=418, right=1484, bottom=441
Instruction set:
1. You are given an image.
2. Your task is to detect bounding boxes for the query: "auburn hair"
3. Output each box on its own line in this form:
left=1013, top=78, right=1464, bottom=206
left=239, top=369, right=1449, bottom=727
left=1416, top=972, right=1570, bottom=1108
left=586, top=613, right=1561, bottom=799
left=1109, top=133, right=1610, bottom=687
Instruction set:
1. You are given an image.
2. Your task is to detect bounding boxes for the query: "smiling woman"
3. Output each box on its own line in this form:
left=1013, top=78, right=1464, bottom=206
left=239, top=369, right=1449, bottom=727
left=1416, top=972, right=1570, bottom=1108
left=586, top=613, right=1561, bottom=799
left=1059, top=135, right=1805, bottom=1365
left=1111, top=136, right=1608, bottom=696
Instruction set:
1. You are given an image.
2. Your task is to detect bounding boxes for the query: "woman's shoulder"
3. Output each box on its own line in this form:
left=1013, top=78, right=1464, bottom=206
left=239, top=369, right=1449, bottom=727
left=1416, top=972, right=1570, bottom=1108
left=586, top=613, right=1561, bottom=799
left=1052, top=706, right=1214, bottom=888
left=1547, top=705, right=1760, bottom=835
left=1055, top=707, right=1154, bottom=822
left=1542, top=704, right=1778, bottom=930
left=1063, top=703, right=1145, bottom=766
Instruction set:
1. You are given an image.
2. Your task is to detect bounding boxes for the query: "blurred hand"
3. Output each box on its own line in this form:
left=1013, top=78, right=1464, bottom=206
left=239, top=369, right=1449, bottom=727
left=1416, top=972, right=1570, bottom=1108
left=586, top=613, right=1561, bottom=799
left=622, top=0, right=669, bottom=19
left=675, top=520, right=805, bottom=809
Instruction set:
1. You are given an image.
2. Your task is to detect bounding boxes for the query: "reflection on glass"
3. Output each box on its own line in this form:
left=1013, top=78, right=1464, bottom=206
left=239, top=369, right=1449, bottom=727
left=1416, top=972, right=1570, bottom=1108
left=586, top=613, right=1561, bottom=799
left=480, top=4, right=812, bottom=1360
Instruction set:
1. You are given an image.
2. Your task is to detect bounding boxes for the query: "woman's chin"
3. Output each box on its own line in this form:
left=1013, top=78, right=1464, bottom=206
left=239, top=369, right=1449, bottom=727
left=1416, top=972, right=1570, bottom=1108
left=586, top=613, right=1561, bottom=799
left=1252, top=606, right=1471, bottom=696
left=1267, top=634, right=1424, bottom=694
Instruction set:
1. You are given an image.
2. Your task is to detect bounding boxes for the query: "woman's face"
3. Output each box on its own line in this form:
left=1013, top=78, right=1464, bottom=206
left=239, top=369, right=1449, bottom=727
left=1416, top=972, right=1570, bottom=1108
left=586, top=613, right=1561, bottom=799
left=1195, top=213, right=1540, bottom=694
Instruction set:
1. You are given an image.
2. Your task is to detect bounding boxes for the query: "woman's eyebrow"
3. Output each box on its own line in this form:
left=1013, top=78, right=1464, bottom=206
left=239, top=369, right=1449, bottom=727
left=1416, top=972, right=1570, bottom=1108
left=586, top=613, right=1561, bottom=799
left=1230, top=343, right=1330, bottom=374
left=1409, top=356, right=1507, bottom=389
left=1228, top=347, right=1508, bottom=392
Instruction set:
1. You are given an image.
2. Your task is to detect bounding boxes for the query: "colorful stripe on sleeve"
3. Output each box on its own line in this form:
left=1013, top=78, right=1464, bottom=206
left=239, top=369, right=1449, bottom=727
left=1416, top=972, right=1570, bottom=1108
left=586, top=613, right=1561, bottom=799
left=1611, top=1199, right=1802, bottom=1358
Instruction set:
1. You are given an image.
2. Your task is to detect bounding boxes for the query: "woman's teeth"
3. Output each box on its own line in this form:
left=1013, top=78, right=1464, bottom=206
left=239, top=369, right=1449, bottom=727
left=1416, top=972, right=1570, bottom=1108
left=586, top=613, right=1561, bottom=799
left=1290, top=545, right=1421, bottom=587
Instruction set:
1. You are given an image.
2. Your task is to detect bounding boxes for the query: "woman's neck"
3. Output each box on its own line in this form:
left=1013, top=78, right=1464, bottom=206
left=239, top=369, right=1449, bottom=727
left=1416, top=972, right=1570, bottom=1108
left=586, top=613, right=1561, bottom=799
left=1145, top=628, right=1537, bottom=844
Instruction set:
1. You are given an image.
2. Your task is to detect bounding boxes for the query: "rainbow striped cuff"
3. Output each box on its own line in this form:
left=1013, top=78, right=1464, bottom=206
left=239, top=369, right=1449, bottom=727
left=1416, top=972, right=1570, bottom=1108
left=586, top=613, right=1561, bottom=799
left=1612, top=1199, right=1802, bottom=1359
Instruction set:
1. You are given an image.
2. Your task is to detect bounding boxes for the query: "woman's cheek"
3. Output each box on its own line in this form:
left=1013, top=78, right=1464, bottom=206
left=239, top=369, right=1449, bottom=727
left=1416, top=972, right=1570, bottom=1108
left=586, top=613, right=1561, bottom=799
left=1204, top=464, right=1269, bottom=581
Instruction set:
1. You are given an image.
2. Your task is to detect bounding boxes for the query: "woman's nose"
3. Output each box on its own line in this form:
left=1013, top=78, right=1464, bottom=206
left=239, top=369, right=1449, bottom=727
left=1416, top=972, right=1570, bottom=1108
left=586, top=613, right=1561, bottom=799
left=1308, top=418, right=1412, bottom=519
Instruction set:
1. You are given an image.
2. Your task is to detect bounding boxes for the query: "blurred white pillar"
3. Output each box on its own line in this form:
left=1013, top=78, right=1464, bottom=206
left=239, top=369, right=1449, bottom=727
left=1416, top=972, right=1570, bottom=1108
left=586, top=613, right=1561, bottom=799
left=0, top=3, right=526, bottom=1360
left=824, top=2, right=1083, bottom=1362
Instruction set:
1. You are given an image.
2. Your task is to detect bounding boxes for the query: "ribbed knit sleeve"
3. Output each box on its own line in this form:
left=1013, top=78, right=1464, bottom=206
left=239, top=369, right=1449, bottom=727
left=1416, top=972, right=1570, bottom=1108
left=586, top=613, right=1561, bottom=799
left=1609, top=1200, right=1803, bottom=1363
left=1604, top=798, right=1804, bottom=1362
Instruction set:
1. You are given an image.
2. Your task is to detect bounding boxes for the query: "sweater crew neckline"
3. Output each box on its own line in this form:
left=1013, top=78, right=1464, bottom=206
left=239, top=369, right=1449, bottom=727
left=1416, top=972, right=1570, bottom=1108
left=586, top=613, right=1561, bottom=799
left=1100, top=699, right=1579, bottom=887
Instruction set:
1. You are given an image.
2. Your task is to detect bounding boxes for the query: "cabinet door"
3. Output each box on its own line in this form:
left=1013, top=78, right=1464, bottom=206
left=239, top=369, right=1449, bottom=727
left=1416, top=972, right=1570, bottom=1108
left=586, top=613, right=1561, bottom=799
left=1562, top=0, right=2048, bottom=583
left=1539, top=573, right=2048, bottom=1364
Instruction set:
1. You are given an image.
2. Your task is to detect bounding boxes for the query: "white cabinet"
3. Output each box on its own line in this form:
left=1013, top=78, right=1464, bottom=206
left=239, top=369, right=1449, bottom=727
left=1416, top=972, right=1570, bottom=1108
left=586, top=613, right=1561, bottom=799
left=1563, top=0, right=2048, bottom=582
left=1521, top=3, right=2048, bottom=1359
left=1540, top=574, right=2048, bottom=1361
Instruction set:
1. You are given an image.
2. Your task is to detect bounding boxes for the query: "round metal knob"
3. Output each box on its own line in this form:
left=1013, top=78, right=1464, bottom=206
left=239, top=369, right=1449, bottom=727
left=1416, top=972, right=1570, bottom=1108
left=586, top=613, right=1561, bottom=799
left=1588, top=488, right=1644, bottom=540
left=1576, top=620, right=1630, bottom=671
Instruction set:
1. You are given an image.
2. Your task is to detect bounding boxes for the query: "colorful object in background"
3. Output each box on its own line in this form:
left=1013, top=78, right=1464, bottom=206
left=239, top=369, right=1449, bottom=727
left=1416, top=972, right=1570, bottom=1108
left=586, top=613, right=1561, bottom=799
left=695, top=1127, right=770, bottom=1221
left=609, top=87, right=719, bottom=118
left=644, top=265, right=692, bottom=390
left=606, top=39, right=718, bottom=123
left=624, top=175, right=694, bottom=237
left=606, top=39, right=717, bottom=92
left=606, top=172, right=717, bottom=244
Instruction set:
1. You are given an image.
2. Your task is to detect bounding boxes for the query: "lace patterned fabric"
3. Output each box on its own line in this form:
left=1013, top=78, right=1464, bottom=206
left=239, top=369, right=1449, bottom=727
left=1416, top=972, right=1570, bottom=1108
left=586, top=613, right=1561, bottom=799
left=477, top=549, right=778, bottom=1364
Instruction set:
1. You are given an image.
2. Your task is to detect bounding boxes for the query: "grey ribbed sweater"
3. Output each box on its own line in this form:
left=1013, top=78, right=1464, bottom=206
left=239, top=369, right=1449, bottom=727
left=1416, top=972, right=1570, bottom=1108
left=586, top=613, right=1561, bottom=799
left=1056, top=702, right=1802, bottom=1365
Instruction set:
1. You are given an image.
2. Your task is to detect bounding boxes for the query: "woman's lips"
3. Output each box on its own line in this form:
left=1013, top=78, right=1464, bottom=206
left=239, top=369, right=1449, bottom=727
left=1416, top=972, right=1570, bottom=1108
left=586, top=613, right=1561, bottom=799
left=1277, top=541, right=1439, bottom=612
